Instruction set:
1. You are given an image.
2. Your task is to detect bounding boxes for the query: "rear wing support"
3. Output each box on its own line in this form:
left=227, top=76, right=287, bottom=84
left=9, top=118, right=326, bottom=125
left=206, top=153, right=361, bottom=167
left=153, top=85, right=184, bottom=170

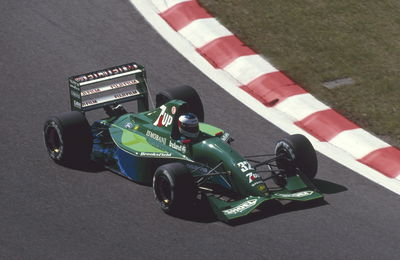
left=69, top=62, right=149, bottom=113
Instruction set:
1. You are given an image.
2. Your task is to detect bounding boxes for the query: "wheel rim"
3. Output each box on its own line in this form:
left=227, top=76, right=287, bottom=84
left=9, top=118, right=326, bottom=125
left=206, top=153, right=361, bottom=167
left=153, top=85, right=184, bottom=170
left=44, top=125, right=62, bottom=158
left=155, top=175, right=172, bottom=206
left=273, top=147, right=296, bottom=186
left=276, top=148, right=296, bottom=173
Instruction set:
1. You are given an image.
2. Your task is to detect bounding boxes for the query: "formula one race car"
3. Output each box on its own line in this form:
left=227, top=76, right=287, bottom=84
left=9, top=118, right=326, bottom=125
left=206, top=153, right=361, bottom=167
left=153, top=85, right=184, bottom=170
left=43, top=62, right=323, bottom=222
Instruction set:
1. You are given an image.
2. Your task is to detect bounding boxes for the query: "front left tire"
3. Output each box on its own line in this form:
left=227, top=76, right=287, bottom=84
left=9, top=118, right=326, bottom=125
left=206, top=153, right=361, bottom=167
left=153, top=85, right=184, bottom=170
left=153, top=162, right=197, bottom=215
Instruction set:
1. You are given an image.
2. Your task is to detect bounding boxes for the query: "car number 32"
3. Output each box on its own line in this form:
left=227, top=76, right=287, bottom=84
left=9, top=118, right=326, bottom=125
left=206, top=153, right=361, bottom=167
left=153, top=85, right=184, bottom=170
left=237, top=161, right=254, bottom=172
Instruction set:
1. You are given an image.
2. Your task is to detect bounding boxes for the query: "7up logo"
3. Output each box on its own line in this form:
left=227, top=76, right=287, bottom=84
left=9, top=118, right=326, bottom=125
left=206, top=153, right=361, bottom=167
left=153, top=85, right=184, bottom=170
left=154, top=105, right=173, bottom=127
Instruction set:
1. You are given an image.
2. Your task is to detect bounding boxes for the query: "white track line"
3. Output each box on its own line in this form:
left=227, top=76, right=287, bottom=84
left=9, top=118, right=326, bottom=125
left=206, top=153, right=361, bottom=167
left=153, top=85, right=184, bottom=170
left=130, top=0, right=400, bottom=195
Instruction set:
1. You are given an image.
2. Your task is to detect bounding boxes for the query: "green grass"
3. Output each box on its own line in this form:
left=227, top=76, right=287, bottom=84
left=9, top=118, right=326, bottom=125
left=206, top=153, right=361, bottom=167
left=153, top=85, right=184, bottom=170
left=199, top=0, right=400, bottom=147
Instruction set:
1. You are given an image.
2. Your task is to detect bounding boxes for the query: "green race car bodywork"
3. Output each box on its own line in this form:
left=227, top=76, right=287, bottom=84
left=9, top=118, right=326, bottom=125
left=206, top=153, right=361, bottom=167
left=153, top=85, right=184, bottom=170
left=45, top=62, right=323, bottom=222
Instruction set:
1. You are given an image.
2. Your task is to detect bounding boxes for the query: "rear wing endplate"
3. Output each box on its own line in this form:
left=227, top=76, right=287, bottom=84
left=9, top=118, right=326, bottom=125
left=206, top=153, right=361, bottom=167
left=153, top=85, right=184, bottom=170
left=69, top=62, right=149, bottom=113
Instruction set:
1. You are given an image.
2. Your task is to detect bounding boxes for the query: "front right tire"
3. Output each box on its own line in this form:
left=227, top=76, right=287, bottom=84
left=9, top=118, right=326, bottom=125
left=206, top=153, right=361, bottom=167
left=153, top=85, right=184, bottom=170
left=273, top=134, right=318, bottom=186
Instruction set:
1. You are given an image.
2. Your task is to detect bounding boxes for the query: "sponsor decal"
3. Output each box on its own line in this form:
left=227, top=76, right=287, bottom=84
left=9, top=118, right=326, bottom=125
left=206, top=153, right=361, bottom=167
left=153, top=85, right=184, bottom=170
left=73, top=64, right=139, bottom=83
left=81, top=88, right=101, bottom=96
left=237, top=161, right=261, bottom=184
left=246, top=172, right=261, bottom=183
left=275, top=191, right=314, bottom=198
left=73, top=100, right=81, bottom=109
left=110, top=80, right=138, bottom=89
left=140, top=152, right=172, bottom=157
left=81, top=90, right=139, bottom=107
left=153, top=105, right=173, bottom=127
left=125, top=123, right=133, bottom=129
left=114, top=90, right=138, bottom=99
left=258, top=184, right=267, bottom=191
left=81, top=80, right=139, bottom=96
left=169, top=141, right=187, bottom=153
left=82, top=99, right=98, bottom=107
left=146, top=130, right=166, bottom=145
left=237, top=161, right=254, bottom=173
left=223, top=199, right=258, bottom=216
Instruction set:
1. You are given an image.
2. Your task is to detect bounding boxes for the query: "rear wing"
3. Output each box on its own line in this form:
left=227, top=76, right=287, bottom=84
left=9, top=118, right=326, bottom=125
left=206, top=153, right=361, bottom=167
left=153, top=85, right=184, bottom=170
left=69, top=62, right=149, bottom=113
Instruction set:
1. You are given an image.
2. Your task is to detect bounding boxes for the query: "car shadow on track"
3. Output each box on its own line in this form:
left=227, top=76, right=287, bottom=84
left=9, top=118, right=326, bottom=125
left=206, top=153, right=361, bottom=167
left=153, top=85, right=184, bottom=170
left=227, top=199, right=328, bottom=226
left=170, top=197, right=218, bottom=223
left=174, top=178, right=347, bottom=225
left=313, top=179, right=348, bottom=194
left=56, top=160, right=105, bottom=173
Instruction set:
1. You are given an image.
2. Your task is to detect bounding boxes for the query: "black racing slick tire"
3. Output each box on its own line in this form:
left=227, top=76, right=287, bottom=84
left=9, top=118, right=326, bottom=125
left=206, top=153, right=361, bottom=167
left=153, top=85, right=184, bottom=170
left=153, top=162, right=197, bottom=215
left=155, top=85, right=204, bottom=122
left=43, top=111, right=92, bottom=165
left=274, top=134, right=318, bottom=186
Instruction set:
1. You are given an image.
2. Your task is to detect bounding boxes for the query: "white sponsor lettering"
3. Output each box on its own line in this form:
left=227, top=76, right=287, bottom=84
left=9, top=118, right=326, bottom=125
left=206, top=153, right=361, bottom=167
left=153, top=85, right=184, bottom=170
left=140, top=152, right=172, bottom=157
left=153, top=105, right=173, bottom=127
left=81, top=80, right=139, bottom=96
left=245, top=172, right=261, bottom=183
left=223, top=199, right=258, bottom=216
left=146, top=130, right=167, bottom=145
left=237, top=161, right=254, bottom=173
left=275, top=191, right=314, bottom=198
left=82, top=99, right=98, bottom=107
left=81, top=88, right=101, bottom=96
left=81, top=90, right=139, bottom=108
left=169, top=141, right=187, bottom=153
left=74, top=64, right=138, bottom=83
left=114, top=90, right=137, bottom=99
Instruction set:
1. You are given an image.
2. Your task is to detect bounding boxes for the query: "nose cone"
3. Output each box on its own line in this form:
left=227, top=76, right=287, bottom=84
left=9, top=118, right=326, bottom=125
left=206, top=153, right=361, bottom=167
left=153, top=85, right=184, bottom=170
left=193, top=138, right=266, bottom=197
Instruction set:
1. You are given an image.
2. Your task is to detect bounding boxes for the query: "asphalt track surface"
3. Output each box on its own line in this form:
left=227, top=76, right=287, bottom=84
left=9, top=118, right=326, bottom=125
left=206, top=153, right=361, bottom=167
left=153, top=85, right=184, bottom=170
left=1, top=1, right=399, bottom=259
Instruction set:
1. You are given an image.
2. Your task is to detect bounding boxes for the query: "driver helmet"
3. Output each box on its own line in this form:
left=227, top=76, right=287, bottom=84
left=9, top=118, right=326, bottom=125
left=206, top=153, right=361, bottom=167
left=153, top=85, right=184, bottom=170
left=178, top=113, right=199, bottom=139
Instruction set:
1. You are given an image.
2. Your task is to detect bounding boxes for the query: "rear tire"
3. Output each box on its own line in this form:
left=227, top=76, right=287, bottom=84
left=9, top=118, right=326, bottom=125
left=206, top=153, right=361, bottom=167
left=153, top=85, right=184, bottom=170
left=273, top=134, right=318, bottom=186
left=43, top=111, right=92, bottom=166
left=156, top=85, right=204, bottom=122
left=153, top=162, right=197, bottom=215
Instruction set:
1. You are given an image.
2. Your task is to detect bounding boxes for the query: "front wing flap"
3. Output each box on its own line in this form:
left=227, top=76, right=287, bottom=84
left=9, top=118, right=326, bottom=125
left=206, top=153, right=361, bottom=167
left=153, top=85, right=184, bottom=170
left=207, top=189, right=323, bottom=222
left=207, top=196, right=271, bottom=222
